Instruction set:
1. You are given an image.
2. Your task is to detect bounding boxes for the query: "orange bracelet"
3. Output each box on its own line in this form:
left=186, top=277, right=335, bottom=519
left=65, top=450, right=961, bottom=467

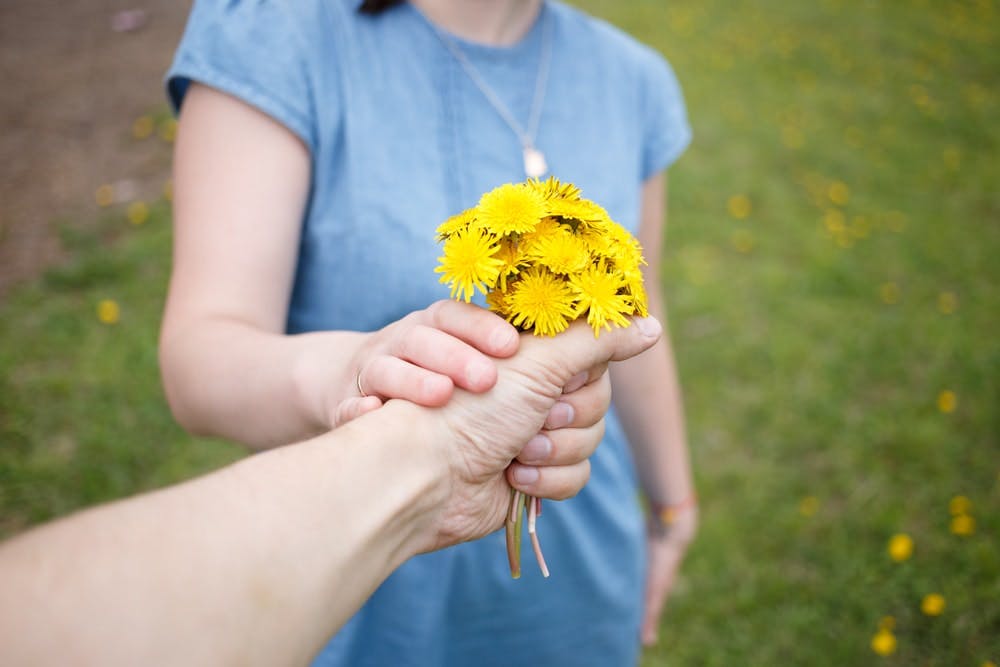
left=649, top=494, right=698, bottom=527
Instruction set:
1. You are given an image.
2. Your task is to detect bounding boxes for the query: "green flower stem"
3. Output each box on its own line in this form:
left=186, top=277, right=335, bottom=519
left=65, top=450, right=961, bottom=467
left=506, top=489, right=526, bottom=579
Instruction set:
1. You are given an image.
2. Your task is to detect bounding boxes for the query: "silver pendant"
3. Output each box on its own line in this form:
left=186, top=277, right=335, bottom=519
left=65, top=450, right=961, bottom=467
left=523, top=146, right=548, bottom=179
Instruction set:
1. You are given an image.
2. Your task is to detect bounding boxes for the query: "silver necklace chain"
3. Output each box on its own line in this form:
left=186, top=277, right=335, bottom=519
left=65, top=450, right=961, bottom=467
left=430, top=6, right=553, bottom=178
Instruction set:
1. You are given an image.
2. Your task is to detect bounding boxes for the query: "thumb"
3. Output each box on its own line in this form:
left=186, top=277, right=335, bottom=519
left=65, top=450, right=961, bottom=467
left=518, top=316, right=662, bottom=384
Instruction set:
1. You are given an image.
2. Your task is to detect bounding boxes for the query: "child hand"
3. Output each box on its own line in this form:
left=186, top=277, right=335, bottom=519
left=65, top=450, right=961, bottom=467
left=335, top=300, right=518, bottom=423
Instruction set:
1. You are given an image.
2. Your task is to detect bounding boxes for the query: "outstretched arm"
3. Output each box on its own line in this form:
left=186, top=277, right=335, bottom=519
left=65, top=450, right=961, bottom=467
left=0, top=317, right=661, bottom=666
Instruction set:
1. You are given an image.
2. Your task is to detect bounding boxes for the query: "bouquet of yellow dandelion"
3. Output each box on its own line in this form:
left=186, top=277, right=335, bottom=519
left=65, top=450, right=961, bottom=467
left=435, top=176, right=649, bottom=578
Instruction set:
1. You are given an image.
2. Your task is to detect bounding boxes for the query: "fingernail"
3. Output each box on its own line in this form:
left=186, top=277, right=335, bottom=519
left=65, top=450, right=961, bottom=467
left=636, top=316, right=662, bottom=338
left=520, top=434, right=552, bottom=462
left=490, top=325, right=517, bottom=351
left=544, top=401, right=575, bottom=429
left=465, top=359, right=493, bottom=388
left=513, top=466, right=539, bottom=485
left=562, top=371, right=588, bottom=394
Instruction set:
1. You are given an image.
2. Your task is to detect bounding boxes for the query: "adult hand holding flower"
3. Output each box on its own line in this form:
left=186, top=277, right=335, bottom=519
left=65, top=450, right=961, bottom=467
left=409, top=315, right=663, bottom=553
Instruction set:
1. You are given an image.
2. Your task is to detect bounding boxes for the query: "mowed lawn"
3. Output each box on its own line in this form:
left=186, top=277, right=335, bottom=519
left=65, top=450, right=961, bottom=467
left=1, top=1, right=997, bottom=665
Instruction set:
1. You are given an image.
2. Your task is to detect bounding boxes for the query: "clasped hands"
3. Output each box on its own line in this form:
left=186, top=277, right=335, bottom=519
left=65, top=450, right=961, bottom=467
left=328, top=299, right=662, bottom=550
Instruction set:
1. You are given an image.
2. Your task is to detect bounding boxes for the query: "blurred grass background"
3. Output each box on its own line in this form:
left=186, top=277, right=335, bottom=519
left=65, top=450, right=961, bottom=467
left=0, top=0, right=997, bottom=665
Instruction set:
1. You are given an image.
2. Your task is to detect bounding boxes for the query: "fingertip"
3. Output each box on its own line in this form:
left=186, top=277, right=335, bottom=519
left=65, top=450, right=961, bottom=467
left=634, top=316, right=662, bottom=339
left=489, top=323, right=520, bottom=357
left=464, top=358, right=497, bottom=392
left=420, top=374, right=454, bottom=406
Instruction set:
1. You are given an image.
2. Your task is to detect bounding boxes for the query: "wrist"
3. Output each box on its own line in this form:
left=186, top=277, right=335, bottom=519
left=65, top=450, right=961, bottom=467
left=291, top=331, right=366, bottom=432
left=646, top=493, right=698, bottom=541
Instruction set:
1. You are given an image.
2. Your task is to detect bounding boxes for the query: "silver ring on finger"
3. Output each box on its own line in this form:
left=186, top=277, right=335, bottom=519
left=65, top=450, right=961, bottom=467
left=356, top=369, right=368, bottom=398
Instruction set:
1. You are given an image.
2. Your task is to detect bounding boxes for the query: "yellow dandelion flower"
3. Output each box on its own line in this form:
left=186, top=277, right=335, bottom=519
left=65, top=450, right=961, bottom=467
left=97, top=299, right=121, bottom=325
left=727, top=194, right=752, bottom=219
left=871, top=629, right=897, bottom=656
left=949, top=496, right=971, bottom=516
left=486, top=288, right=512, bottom=319
left=570, top=263, right=632, bottom=337
left=127, top=201, right=149, bottom=226
left=799, top=496, right=819, bottom=517
left=494, top=237, right=526, bottom=291
left=546, top=197, right=607, bottom=225
left=435, top=227, right=504, bottom=303
left=528, top=175, right=581, bottom=201
left=507, top=266, right=577, bottom=337
left=879, top=282, right=899, bottom=305
left=602, top=223, right=645, bottom=269
left=622, top=271, right=649, bottom=318
left=921, top=593, right=945, bottom=616
left=436, top=207, right=476, bottom=240
left=828, top=181, right=850, bottom=206
left=158, top=118, right=178, bottom=143
left=937, top=390, right=957, bottom=413
left=95, top=184, right=115, bottom=207
left=132, top=115, right=154, bottom=139
left=937, top=291, right=958, bottom=314
left=950, top=514, right=975, bottom=536
left=475, top=183, right=547, bottom=236
left=823, top=209, right=846, bottom=234
left=522, top=217, right=566, bottom=254
left=888, top=533, right=913, bottom=562
left=526, top=225, right=590, bottom=275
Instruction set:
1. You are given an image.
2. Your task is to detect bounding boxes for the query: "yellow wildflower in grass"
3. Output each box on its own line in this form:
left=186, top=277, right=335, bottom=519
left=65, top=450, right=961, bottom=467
left=798, top=496, right=819, bottom=517
left=937, top=389, right=957, bottom=413
left=879, top=282, right=900, bottom=305
left=475, top=183, right=546, bottom=236
left=95, top=184, right=115, bottom=207
left=949, top=495, right=972, bottom=516
left=727, top=194, right=752, bottom=220
left=96, top=299, right=121, bottom=325
left=158, top=118, right=178, bottom=143
left=921, top=593, right=946, bottom=616
left=434, top=227, right=504, bottom=303
left=982, top=661, right=997, bottom=667
left=132, top=115, right=154, bottom=139
left=888, top=533, right=914, bottom=562
left=937, top=291, right=958, bottom=314
left=127, top=201, right=149, bottom=226
left=828, top=180, right=850, bottom=206
left=824, top=209, right=846, bottom=233
left=436, top=177, right=648, bottom=338
left=950, top=513, right=976, bottom=536
left=871, top=629, right=897, bottom=656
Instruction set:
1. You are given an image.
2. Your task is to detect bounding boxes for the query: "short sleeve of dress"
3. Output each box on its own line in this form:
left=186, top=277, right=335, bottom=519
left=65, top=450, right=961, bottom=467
left=165, top=0, right=318, bottom=151
left=639, top=50, right=692, bottom=179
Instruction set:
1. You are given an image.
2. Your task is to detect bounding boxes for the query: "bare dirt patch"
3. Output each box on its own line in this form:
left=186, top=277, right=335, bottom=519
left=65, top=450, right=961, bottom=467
left=0, top=0, right=191, bottom=298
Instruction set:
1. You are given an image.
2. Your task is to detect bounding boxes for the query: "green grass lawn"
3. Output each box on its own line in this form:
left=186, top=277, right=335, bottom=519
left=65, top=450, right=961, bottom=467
left=1, top=1, right=997, bottom=665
